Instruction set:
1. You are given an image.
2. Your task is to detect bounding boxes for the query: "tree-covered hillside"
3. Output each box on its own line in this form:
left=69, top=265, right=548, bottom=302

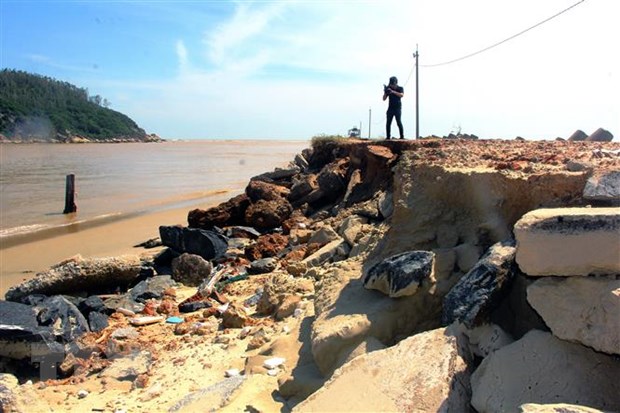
left=0, top=69, right=155, bottom=142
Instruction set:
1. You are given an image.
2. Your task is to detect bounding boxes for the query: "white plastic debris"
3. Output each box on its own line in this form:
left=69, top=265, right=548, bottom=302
left=225, top=368, right=241, bottom=377
left=263, top=357, right=286, bottom=370
left=217, top=302, right=230, bottom=314
left=77, top=389, right=89, bottom=399
left=267, top=369, right=278, bottom=377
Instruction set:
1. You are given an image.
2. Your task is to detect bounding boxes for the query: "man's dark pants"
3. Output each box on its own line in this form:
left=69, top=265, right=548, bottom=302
left=386, top=107, right=404, bottom=139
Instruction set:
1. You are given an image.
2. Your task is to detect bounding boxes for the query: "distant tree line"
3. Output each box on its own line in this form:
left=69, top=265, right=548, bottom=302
left=0, top=69, right=146, bottom=141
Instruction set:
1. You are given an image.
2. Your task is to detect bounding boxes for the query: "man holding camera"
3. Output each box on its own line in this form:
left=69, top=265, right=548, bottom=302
left=383, top=76, right=405, bottom=140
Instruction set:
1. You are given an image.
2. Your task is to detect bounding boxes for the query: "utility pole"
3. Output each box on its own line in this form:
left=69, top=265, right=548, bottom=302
left=368, top=108, right=372, bottom=139
left=413, top=45, right=420, bottom=139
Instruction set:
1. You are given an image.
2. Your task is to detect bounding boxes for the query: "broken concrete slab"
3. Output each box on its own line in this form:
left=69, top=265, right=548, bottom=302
left=471, top=330, right=620, bottom=413
left=514, top=208, right=620, bottom=276
left=4, top=255, right=144, bottom=302
left=527, top=276, right=620, bottom=355
left=296, top=326, right=471, bottom=413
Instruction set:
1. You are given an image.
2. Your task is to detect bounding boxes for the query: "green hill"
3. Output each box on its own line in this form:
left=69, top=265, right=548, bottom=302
left=0, top=69, right=159, bottom=142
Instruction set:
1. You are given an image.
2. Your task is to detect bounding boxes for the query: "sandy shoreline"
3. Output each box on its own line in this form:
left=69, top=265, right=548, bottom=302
left=0, top=192, right=236, bottom=298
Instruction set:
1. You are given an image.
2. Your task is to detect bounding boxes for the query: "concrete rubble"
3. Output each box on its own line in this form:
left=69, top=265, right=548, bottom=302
left=1, top=137, right=619, bottom=412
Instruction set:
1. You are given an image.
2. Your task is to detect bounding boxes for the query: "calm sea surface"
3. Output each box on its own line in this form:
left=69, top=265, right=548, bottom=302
left=0, top=140, right=309, bottom=242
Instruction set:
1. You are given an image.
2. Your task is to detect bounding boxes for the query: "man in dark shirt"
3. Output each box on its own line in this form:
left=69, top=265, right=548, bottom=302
left=383, top=76, right=404, bottom=139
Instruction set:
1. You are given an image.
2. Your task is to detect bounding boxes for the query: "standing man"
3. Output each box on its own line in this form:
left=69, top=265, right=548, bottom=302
left=383, top=76, right=404, bottom=140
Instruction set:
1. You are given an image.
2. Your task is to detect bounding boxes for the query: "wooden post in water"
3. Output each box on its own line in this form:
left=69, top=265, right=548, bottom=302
left=63, top=174, right=77, bottom=214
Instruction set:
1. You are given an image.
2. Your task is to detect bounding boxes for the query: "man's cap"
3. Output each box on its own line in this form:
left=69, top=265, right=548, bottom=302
left=389, top=76, right=398, bottom=84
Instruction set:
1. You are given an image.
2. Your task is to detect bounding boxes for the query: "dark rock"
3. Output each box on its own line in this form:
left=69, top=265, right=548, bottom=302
left=224, top=226, right=261, bottom=239
left=251, top=166, right=300, bottom=183
left=188, top=194, right=250, bottom=230
left=153, top=247, right=180, bottom=274
left=244, top=198, right=293, bottom=230
left=288, top=174, right=319, bottom=203
left=294, top=153, right=309, bottom=172
left=248, top=257, right=278, bottom=274
left=316, top=158, right=349, bottom=203
left=567, top=130, right=588, bottom=141
left=245, top=233, right=289, bottom=260
left=35, top=296, right=90, bottom=342
left=363, top=251, right=435, bottom=297
left=346, top=145, right=395, bottom=206
left=159, top=226, right=228, bottom=261
left=4, top=255, right=144, bottom=302
left=130, top=275, right=175, bottom=302
left=78, top=296, right=106, bottom=316
left=133, top=237, right=162, bottom=249
left=246, top=180, right=290, bottom=202
left=88, top=312, right=108, bottom=332
left=0, top=301, right=64, bottom=363
left=443, top=240, right=517, bottom=328
left=171, top=253, right=213, bottom=287
left=586, top=127, right=613, bottom=142
left=178, top=301, right=212, bottom=313
left=583, top=170, right=620, bottom=202
left=103, top=294, right=145, bottom=314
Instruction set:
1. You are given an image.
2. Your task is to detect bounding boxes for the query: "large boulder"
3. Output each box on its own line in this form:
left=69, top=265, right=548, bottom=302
left=245, top=179, right=290, bottom=202
left=316, top=158, right=349, bottom=204
left=471, top=330, right=620, bottom=413
left=514, top=208, right=620, bottom=276
left=171, top=253, right=213, bottom=287
left=159, top=226, right=228, bottom=261
left=527, top=276, right=620, bottom=355
left=288, top=174, right=318, bottom=204
left=586, top=127, right=613, bottom=142
left=583, top=171, right=620, bottom=202
left=0, top=301, right=63, bottom=361
left=4, top=255, right=144, bottom=302
left=244, top=198, right=293, bottom=230
left=443, top=240, right=517, bottom=327
left=295, top=326, right=471, bottom=413
left=567, top=129, right=588, bottom=141
left=363, top=250, right=435, bottom=298
left=187, top=193, right=250, bottom=230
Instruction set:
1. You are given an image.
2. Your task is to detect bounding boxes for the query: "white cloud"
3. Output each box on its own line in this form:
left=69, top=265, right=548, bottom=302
left=91, top=0, right=619, bottom=140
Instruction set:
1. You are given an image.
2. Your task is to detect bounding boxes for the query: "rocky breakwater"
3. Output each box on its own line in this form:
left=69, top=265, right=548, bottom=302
left=1, top=136, right=619, bottom=412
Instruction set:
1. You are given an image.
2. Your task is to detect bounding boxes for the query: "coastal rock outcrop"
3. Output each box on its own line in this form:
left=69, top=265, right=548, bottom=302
left=470, top=330, right=620, bottom=412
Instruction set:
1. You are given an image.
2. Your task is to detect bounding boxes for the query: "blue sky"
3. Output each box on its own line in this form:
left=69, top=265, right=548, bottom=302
left=1, top=0, right=618, bottom=140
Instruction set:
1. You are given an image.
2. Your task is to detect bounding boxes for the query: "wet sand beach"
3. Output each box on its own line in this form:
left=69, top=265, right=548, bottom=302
left=0, top=193, right=233, bottom=297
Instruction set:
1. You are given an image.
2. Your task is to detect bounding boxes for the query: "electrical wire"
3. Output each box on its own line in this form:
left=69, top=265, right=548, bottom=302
left=421, top=0, right=587, bottom=68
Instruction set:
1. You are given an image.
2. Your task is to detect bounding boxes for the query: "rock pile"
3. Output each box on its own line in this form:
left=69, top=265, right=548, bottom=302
left=1, top=137, right=619, bottom=412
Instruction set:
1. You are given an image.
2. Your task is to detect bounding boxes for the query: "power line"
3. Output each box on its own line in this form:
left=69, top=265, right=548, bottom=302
left=421, top=0, right=587, bottom=68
